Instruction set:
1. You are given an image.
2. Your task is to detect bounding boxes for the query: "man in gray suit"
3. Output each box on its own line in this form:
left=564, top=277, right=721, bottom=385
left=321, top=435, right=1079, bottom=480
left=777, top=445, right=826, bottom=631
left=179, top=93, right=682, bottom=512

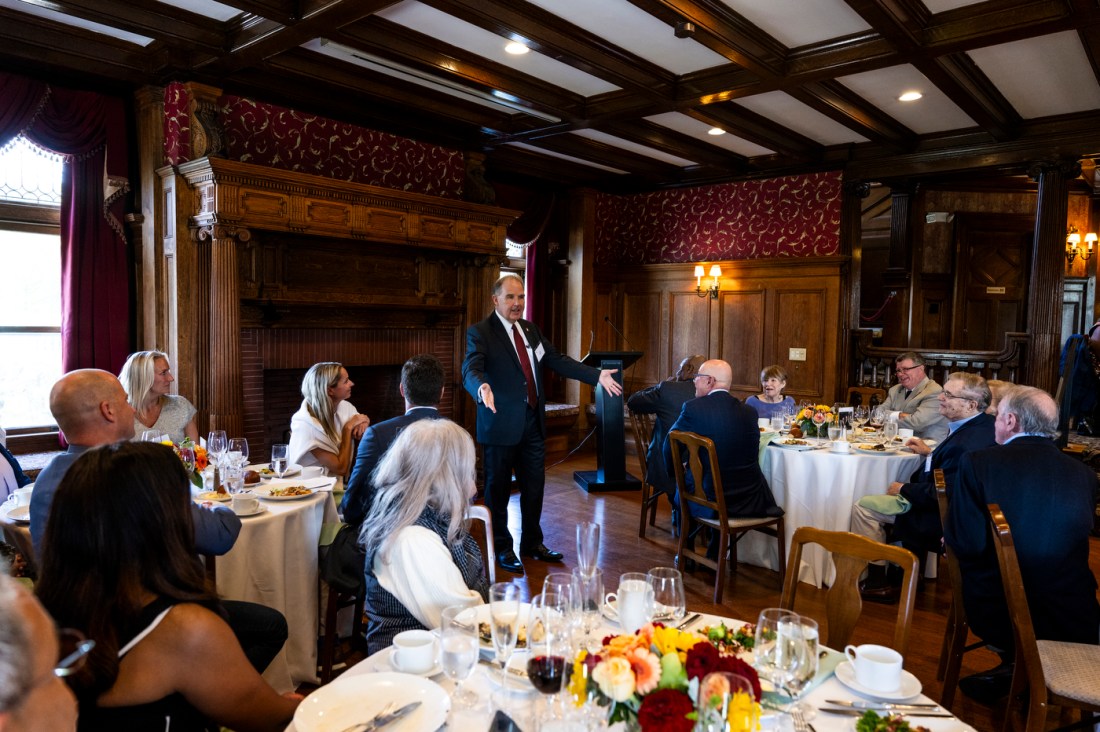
left=882, top=352, right=948, bottom=441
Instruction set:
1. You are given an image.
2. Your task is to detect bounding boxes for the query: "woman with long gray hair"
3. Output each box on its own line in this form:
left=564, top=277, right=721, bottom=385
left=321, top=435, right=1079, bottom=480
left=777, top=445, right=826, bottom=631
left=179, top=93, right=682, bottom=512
left=361, top=419, right=488, bottom=652
left=287, top=362, right=369, bottom=487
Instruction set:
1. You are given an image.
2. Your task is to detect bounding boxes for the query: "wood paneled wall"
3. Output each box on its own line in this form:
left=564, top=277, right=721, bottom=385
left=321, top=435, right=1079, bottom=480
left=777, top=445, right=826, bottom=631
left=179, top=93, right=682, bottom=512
left=595, top=257, right=848, bottom=405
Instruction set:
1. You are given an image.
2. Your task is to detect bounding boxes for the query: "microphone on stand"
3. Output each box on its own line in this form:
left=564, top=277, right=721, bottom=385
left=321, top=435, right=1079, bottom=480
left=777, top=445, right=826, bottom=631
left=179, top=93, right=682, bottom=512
left=604, top=315, right=637, bottom=352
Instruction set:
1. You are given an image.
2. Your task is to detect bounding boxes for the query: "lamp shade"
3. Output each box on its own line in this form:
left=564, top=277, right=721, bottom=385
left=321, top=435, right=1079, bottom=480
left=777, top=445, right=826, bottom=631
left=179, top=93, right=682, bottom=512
left=1068, top=232, right=1082, bottom=245
left=1087, top=233, right=1098, bottom=245
left=694, top=265, right=705, bottom=278
left=708, top=264, right=722, bottom=278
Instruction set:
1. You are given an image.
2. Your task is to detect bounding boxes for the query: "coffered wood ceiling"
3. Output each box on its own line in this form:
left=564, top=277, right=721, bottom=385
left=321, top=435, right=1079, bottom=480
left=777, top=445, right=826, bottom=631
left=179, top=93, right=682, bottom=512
left=3, top=0, right=1100, bottom=191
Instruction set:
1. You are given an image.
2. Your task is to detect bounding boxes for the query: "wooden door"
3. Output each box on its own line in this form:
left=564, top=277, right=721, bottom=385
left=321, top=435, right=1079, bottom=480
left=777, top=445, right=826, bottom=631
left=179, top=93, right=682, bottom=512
left=951, top=214, right=1033, bottom=350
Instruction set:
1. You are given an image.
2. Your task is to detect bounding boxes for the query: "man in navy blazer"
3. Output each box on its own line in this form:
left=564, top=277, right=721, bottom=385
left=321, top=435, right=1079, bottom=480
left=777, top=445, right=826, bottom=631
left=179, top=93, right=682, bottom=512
left=945, top=385, right=1100, bottom=703
left=342, top=354, right=447, bottom=527
left=851, top=372, right=996, bottom=602
left=662, top=359, right=781, bottom=524
left=463, top=274, right=622, bottom=575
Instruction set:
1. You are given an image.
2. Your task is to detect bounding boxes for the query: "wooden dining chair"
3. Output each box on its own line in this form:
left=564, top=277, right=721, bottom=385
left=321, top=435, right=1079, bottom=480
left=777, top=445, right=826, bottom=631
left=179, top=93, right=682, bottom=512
left=780, top=526, right=919, bottom=657
left=668, top=430, right=785, bottom=603
left=465, top=503, right=496, bottom=584
left=628, top=409, right=662, bottom=538
left=987, top=504, right=1100, bottom=732
left=846, top=386, right=888, bottom=408
left=934, top=469, right=986, bottom=711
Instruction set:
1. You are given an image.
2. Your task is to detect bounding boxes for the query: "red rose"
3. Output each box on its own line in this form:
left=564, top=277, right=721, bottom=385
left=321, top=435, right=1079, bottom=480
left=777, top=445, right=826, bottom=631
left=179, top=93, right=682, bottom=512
left=637, top=688, right=694, bottom=732
left=716, top=654, right=763, bottom=701
left=685, top=640, right=719, bottom=680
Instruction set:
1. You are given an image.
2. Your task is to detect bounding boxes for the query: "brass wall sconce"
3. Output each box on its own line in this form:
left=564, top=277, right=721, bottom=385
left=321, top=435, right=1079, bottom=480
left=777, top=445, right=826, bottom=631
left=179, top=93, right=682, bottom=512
left=1066, top=225, right=1096, bottom=264
left=694, top=264, right=721, bottom=299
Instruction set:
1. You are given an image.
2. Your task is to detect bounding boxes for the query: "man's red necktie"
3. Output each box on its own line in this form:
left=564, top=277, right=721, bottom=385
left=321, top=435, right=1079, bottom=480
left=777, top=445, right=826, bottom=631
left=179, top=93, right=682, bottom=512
left=512, top=324, right=538, bottom=407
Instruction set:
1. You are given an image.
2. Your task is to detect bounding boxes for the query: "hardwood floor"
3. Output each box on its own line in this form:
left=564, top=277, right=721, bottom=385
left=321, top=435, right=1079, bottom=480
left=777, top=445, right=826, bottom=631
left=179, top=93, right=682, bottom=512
left=496, top=448, right=1100, bottom=732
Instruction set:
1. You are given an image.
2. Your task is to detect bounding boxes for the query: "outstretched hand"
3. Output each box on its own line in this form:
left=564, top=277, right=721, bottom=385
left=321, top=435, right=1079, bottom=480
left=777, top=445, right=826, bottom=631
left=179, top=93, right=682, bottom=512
left=598, top=369, right=623, bottom=396
left=479, top=383, right=497, bottom=413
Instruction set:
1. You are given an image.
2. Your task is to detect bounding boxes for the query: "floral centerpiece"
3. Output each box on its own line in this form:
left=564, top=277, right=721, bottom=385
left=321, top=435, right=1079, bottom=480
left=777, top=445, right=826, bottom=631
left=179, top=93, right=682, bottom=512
left=171, top=438, right=208, bottom=488
left=569, top=622, right=762, bottom=732
left=793, top=404, right=834, bottom=438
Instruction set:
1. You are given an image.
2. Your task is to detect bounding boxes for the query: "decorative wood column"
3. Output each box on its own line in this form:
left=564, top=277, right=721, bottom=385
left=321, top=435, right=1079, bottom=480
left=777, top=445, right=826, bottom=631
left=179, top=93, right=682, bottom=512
left=567, top=188, right=597, bottom=429
left=841, top=180, right=870, bottom=388
left=198, top=223, right=250, bottom=435
left=881, top=181, right=918, bottom=346
left=1027, top=159, right=1079, bottom=392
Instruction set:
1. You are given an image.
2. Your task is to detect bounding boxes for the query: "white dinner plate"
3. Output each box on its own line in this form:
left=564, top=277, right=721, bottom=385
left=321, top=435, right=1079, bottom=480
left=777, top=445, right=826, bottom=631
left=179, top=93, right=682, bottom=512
left=470, top=602, right=533, bottom=651
left=194, top=491, right=231, bottom=503
left=294, top=672, right=449, bottom=732
left=852, top=444, right=902, bottom=456
left=251, top=485, right=316, bottom=501
left=484, top=647, right=535, bottom=690
left=248, top=462, right=302, bottom=478
left=834, top=660, right=922, bottom=701
left=384, top=647, right=443, bottom=677
left=3, top=505, right=29, bottom=523
left=770, top=440, right=820, bottom=451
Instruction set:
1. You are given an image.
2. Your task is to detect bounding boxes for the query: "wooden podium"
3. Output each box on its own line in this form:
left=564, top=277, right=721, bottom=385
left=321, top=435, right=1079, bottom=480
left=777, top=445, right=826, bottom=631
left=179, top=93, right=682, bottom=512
left=573, top=350, right=644, bottom=493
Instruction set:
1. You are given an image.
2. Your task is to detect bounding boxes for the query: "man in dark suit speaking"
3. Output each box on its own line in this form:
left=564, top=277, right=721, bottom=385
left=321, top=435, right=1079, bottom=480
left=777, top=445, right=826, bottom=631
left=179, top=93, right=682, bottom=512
left=342, top=354, right=447, bottom=527
left=463, top=274, right=622, bottom=575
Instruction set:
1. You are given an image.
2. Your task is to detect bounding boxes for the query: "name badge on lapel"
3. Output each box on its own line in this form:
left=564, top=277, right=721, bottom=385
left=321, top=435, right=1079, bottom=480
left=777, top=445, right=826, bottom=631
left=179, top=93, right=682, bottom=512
left=534, top=342, right=546, bottom=361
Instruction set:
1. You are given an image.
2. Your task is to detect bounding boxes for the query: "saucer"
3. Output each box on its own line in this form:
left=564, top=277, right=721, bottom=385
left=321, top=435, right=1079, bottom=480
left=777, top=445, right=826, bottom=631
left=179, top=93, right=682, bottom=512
left=3, top=505, right=29, bottom=523
left=834, top=660, right=922, bottom=700
left=386, top=647, right=442, bottom=677
left=232, top=504, right=266, bottom=517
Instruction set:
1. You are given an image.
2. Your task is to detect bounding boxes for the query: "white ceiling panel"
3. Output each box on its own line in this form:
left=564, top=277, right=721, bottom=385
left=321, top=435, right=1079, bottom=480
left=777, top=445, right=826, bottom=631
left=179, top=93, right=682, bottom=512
left=837, top=64, right=975, bottom=133
left=570, top=130, right=699, bottom=167
left=731, top=91, right=869, bottom=145
left=523, top=0, right=728, bottom=75
left=717, top=0, right=869, bottom=48
left=376, top=1, right=619, bottom=96
left=645, top=112, right=776, bottom=157
left=0, top=0, right=153, bottom=45
left=967, top=32, right=1100, bottom=118
left=158, top=0, right=240, bottom=22
left=504, top=142, right=628, bottom=173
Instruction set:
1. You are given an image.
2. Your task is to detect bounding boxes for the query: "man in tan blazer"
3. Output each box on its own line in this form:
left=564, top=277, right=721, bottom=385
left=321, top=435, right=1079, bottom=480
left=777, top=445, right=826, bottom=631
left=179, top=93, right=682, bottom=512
left=882, top=352, right=948, bottom=441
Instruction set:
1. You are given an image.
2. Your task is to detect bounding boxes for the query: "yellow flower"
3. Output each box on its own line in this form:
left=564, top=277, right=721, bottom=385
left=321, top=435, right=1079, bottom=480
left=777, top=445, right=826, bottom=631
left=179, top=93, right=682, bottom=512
left=652, top=625, right=704, bottom=656
left=727, top=690, right=761, bottom=732
left=592, top=656, right=636, bottom=702
left=568, top=651, right=589, bottom=706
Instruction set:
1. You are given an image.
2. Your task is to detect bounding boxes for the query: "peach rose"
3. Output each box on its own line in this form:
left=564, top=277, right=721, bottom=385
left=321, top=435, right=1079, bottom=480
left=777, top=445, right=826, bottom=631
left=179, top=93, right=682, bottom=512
left=592, top=656, right=636, bottom=702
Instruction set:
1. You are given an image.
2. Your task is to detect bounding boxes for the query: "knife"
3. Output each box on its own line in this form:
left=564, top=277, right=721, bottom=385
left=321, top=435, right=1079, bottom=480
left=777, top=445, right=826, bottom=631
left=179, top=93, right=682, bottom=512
left=363, top=700, right=421, bottom=731
left=819, top=708, right=954, bottom=718
left=824, top=699, right=941, bottom=710
left=676, top=613, right=701, bottom=630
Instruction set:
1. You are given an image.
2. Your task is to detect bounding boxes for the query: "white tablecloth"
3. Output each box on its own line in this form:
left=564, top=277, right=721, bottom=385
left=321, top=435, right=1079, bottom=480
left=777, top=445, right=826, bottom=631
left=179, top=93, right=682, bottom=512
left=739, top=443, right=924, bottom=586
left=286, top=611, right=974, bottom=732
left=214, top=480, right=339, bottom=692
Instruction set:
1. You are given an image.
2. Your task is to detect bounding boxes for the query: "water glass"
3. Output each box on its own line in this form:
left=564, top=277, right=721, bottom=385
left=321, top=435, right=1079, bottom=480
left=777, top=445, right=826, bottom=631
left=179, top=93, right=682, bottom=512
left=697, top=672, right=758, bottom=732
left=646, top=566, right=686, bottom=623
left=543, top=573, right=579, bottom=641
left=270, top=443, right=289, bottom=478
left=440, top=604, right=480, bottom=708
left=222, top=463, right=245, bottom=494
left=883, top=419, right=899, bottom=444
left=770, top=414, right=784, bottom=433
left=778, top=616, right=819, bottom=713
left=576, top=521, right=600, bottom=578
left=753, top=608, right=797, bottom=703
left=571, top=567, right=603, bottom=650
left=827, top=425, right=841, bottom=442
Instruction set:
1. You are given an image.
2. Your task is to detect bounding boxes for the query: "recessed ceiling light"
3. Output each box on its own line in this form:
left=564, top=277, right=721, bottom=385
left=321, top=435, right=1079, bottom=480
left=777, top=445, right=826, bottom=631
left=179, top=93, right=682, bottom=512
left=898, top=91, right=923, bottom=102
left=707, top=127, right=725, bottom=136
left=505, top=42, right=529, bottom=55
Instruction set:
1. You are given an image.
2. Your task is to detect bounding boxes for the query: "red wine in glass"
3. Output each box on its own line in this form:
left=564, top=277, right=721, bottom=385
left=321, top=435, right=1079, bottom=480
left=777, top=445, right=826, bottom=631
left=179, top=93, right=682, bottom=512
left=526, top=655, right=566, bottom=694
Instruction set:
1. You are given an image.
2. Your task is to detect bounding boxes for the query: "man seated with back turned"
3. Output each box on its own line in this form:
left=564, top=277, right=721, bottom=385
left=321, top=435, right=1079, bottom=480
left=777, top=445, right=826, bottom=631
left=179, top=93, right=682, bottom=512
left=627, top=354, right=706, bottom=512
left=342, top=353, right=447, bottom=527
left=945, top=384, right=1100, bottom=704
left=29, top=369, right=288, bottom=674
left=662, top=359, right=782, bottom=536
left=851, top=372, right=996, bottom=603
left=882, top=352, right=949, bottom=442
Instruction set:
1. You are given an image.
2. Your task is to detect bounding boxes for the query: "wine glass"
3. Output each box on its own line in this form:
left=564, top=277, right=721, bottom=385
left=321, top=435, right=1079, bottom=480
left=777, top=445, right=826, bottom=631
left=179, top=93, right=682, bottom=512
left=571, top=567, right=603, bottom=650
left=228, top=438, right=249, bottom=467
left=646, top=566, right=686, bottom=624
left=883, top=418, right=899, bottom=443
left=576, top=521, right=600, bottom=578
left=852, top=405, right=868, bottom=431
left=753, top=607, right=797, bottom=708
left=178, top=445, right=196, bottom=476
left=527, top=591, right=570, bottom=719
left=440, top=604, right=480, bottom=708
left=270, top=443, right=289, bottom=479
left=543, top=573, right=579, bottom=643
left=207, top=430, right=227, bottom=466
left=696, top=672, right=758, bottom=732
left=777, top=615, right=819, bottom=715
left=142, top=430, right=168, bottom=443
left=489, top=582, right=521, bottom=687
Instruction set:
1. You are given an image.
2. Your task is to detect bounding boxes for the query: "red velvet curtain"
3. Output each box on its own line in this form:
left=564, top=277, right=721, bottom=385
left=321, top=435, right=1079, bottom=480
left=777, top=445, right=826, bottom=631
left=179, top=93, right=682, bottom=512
left=0, top=72, right=131, bottom=374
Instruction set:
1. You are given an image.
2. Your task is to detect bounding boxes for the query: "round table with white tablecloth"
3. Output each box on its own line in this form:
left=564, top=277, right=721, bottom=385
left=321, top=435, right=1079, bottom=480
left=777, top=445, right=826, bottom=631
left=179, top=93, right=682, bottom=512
left=738, top=442, right=924, bottom=587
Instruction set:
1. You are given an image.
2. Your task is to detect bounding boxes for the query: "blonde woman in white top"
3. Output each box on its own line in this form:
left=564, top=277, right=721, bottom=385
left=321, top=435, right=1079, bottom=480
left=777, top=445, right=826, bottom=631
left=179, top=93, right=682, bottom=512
left=288, top=363, right=369, bottom=486
left=119, top=351, right=198, bottom=444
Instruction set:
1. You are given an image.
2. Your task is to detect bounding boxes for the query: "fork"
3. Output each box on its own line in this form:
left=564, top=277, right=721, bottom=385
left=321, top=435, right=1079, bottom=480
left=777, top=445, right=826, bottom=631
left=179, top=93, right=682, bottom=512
left=789, top=706, right=816, bottom=732
left=338, top=701, right=396, bottom=732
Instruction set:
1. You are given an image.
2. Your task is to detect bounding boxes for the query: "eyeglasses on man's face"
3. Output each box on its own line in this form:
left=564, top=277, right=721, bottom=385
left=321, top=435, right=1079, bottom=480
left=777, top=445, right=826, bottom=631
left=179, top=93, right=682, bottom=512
left=895, top=363, right=922, bottom=375
left=940, top=389, right=974, bottom=402
left=693, top=374, right=714, bottom=382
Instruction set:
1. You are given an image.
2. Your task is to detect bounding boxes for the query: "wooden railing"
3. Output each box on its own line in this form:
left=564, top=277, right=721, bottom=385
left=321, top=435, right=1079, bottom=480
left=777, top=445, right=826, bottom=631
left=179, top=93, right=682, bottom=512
left=851, top=330, right=1030, bottom=389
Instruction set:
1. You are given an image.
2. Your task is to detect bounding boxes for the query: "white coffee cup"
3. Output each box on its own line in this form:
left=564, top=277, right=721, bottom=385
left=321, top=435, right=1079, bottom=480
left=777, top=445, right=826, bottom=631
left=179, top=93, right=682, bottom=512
left=231, top=494, right=259, bottom=515
left=604, top=572, right=654, bottom=634
left=897, top=428, right=914, bottom=440
left=5, top=486, right=33, bottom=508
left=830, top=440, right=851, bottom=454
left=758, top=417, right=771, bottom=430
left=300, top=465, right=325, bottom=478
left=844, top=643, right=903, bottom=692
left=393, top=629, right=438, bottom=673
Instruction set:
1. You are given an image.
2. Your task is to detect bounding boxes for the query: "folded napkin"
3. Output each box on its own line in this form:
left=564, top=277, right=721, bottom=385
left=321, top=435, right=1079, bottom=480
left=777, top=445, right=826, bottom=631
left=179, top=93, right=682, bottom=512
left=857, top=494, right=912, bottom=515
left=758, top=431, right=779, bottom=466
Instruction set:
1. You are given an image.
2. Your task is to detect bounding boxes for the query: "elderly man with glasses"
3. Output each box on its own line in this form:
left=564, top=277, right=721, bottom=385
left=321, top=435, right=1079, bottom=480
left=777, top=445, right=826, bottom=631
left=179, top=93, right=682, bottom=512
left=851, top=372, right=996, bottom=603
left=881, top=352, right=949, bottom=442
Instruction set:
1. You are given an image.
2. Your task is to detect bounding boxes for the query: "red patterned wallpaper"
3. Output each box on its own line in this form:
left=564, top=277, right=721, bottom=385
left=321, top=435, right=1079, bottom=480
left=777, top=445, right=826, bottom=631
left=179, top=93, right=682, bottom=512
left=594, top=171, right=842, bottom=265
left=163, top=82, right=190, bottom=166
left=220, top=96, right=464, bottom=198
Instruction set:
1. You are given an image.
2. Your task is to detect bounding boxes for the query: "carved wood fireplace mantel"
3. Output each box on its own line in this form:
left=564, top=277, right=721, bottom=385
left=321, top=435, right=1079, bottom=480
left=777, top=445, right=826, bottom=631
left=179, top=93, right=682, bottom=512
left=163, top=156, right=519, bottom=438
